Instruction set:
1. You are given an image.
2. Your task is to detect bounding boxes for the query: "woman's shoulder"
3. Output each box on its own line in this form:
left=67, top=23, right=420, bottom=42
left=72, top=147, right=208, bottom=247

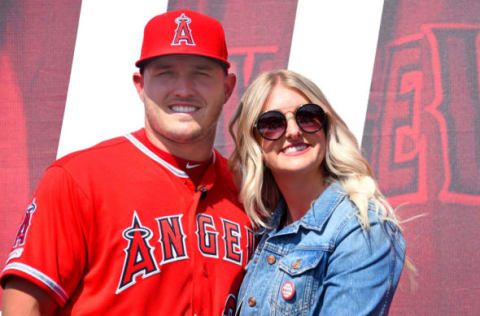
left=317, top=183, right=404, bottom=251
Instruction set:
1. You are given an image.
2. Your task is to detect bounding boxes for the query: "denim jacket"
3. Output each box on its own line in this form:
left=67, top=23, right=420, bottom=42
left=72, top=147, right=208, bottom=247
left=236, top=182, right=405, bottom=316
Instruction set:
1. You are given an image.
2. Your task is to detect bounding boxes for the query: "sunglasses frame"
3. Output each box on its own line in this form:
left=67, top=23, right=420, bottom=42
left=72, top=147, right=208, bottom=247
left=255, top=103, right=328, bottom=141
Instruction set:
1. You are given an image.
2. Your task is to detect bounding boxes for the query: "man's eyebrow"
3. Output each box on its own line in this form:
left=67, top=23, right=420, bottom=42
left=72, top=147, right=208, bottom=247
left=150, top=63, right=173, bottom=70
left=194, top=64, right=215, bottom=71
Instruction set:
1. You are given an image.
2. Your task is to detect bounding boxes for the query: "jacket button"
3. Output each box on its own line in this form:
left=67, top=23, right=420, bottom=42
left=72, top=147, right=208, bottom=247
left=292, top=259, right=301, bottom=269
left=267, top=255, right=276, bottom=264
left=248, top=297, right=256, bottom=307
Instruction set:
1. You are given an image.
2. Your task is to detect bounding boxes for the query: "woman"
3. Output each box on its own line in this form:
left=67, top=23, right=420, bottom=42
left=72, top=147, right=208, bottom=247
left=229, top=70, right=405, bottom=315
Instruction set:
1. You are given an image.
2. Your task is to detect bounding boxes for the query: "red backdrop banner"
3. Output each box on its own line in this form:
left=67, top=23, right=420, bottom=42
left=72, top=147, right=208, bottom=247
left=363, top=0, right=480, bottom=314
left=0, top=1, right=81, bottom=305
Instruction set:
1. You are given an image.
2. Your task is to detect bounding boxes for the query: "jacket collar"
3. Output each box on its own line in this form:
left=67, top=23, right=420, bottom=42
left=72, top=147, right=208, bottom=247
left=266, top=181, right=346, bottom=235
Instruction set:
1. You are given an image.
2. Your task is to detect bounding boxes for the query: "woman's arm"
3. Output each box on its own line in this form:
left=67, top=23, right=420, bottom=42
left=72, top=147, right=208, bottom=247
left=319, top=219, right=405, bottom=316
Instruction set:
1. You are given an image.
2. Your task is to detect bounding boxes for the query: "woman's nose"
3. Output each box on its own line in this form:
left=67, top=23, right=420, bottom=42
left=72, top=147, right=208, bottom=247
left=284, top=114, right=302, bottom=139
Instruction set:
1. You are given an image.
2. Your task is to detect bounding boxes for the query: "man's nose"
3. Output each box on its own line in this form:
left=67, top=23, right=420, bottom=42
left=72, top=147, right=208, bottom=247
left=173, top=75, right=195, bottom=97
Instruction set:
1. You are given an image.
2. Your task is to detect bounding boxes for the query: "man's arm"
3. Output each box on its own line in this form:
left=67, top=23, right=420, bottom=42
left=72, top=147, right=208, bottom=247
left=2, top=276, right=58, bottom=316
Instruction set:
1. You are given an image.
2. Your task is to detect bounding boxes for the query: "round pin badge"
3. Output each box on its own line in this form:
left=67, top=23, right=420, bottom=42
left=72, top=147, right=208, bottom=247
left=281, top=281, right=295, bottom=300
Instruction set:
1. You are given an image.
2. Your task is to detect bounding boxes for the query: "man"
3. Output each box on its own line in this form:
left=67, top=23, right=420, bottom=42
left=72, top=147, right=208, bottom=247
left=1, top=10, right=253, bottom=315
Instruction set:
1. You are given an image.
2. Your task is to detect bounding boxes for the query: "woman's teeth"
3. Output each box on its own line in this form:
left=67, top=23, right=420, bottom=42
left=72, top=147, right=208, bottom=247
left=283, top=144, right=307, bottom=153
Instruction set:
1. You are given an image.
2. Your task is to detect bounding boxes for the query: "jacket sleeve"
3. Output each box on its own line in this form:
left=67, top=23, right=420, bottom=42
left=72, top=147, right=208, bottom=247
left=319, top=213, right=406, bottom=316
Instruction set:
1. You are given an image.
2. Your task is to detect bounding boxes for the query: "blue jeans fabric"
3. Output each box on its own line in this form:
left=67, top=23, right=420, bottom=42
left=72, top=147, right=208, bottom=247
left=236, top=182, right=406, bottom=315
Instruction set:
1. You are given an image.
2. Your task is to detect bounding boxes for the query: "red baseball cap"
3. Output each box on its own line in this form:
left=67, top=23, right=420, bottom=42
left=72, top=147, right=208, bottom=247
left=136, top=10, right=230, bottom=68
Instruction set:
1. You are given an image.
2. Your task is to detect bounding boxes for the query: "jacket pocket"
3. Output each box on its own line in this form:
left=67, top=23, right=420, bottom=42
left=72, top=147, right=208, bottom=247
left=269, top=249, right=325, bottom=315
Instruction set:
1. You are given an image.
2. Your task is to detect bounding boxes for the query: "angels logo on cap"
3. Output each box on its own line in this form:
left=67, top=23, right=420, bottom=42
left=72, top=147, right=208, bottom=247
left=136, top=9, right=230, bottom=68
left=171, top=13, right=195, bottom=46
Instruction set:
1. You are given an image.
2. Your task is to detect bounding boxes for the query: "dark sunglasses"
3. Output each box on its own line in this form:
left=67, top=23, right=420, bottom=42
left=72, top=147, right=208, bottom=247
left=255, top=103, right=327, bottom=141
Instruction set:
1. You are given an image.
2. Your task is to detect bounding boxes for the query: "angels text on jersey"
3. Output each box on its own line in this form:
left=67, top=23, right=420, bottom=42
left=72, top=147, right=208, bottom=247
left=8, top=200, right=254, bottom=295
left=117, top=211, right=255, bottom=293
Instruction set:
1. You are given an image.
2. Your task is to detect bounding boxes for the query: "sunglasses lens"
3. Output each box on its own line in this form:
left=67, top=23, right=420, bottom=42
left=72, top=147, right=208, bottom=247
left=296, top=104, right=326, bottom=133
left=256, top=111, right=286, bottom=140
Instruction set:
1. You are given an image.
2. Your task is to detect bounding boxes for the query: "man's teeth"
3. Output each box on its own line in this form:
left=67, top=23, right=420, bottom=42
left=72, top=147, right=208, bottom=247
left=171, top=106, right=197, bottom=113
left=283, top=144, right=307, bottom=153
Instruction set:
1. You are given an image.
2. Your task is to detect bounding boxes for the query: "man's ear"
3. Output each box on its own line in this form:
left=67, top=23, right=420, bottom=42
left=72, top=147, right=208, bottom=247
left=133, top=72, right=144, bottom=100
left=224, top=73, right=237, bottom=103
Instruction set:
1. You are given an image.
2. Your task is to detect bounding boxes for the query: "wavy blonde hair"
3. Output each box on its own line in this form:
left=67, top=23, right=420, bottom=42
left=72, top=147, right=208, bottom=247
left=229, top=69, right=400, bottom=230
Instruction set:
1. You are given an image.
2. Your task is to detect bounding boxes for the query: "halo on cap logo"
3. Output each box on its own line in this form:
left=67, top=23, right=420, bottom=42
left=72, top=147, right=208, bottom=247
left=171, top=13, right=195, bottom=46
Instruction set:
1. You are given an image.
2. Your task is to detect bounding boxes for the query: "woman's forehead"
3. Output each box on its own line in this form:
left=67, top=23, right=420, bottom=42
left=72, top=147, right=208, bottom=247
left=262, top=84, right=309, bottom=112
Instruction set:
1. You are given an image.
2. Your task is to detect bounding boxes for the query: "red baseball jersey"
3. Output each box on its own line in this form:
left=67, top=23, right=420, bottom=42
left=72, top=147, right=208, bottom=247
left=1, top=129, right=254, bottom=315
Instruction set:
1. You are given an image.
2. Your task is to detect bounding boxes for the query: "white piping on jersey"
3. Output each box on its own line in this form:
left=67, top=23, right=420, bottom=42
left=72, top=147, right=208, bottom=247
left=125, top=133, right=188, bottom=178
left=125, top=133, right=217, bottom=179
left=2, top=262, right=68, bottom=303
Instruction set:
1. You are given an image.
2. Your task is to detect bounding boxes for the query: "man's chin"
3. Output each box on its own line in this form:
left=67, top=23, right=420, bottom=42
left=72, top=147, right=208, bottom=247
left=167, top=129, right=203, bottom=144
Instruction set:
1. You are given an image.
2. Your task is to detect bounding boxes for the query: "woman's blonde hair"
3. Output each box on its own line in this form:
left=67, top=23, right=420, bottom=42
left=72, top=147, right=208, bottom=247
left=229, top=69, right=400, bottom=229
